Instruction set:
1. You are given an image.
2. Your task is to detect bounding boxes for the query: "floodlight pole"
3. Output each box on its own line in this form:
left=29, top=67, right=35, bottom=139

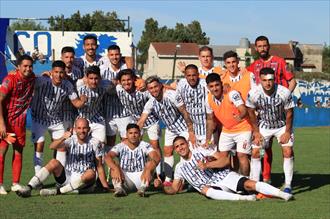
left=171, top=44, right=181, bottom=81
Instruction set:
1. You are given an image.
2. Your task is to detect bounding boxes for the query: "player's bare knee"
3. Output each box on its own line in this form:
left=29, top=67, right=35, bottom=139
left=243, top=179, right=256, bottom=192
left=282, top=147, right=293, bottom=158
left=201, top=186, right=210, bottom=195
left=251, top=148, right=260, bottom=158
left=45, top=159, right=61, bottom=172
left=82, top=169, right=96, bottom=183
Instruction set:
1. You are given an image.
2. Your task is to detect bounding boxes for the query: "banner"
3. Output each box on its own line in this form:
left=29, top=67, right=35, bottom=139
left=0, top=18, right=9, bottom=82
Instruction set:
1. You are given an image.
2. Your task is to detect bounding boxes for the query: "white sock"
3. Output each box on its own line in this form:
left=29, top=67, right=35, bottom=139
left=164, top=156, right=174, bottom=182
left=34, top=152, right=43, bottom=174
left=56, top=151, right=66, bottom=167
left=28, top=167, right=50, bottom=189
left=112, top=180, right=123, bottom=190
left=60, top=177, right=84, bottom=194
left=283, top=157, right=293, bottom=188
left=250, top=158, right=261, bottom=181
left=255, top=181, right=284, bottom=197
left=206, top=188, right=241, bottom=200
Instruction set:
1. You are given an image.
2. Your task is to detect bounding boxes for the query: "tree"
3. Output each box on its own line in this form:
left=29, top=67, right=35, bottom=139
left=48, top=10, right=126, bottom=32
left=137, top=18, right=210, bottom=70
left=9, top=20, right=47, bottom=31
left=322, top=45, right=330, bottom=73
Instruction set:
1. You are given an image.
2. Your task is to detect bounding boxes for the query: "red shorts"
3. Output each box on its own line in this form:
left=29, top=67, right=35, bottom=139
left=0, top=125, right=26, bottom=148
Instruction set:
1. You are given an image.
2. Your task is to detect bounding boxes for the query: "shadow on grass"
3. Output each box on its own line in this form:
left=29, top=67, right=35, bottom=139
left=268, top=172, right=330, bottom=195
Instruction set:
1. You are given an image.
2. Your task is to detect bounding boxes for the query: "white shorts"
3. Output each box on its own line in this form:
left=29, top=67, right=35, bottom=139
left=143, top=122, right=161, bottom=141
left=252, top=126, right=294, bottom=149
left=214, top=171, right=246, bottom=193
left=122, top=171, right=144, bottom=192
left=164, top=129, right=189, bottom=146
left=89, top=121, right=106, bottom=143
left=218, top=131, right=252, bottom=154
left=106, top=116, right=134, bottom=138
left=31, top=121, right=65, bottom=143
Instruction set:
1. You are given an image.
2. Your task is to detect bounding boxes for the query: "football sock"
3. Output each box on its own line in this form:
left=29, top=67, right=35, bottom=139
left=56, top=151, right=66, bottom=167
left=255, top=181, right=287, bottom=199
left=0, top=154, right=4, bottom=184
left=12, top=152, right=22, bottom=184
left=164, top=156, right=174, bottom=182
left=262, top=147, right=272, bottom=180
left=250, top=158, right=261, bottom=181
left=60, top=177, right=84, bottom=194
left=206, top=188, right=241, bottom=200
left=28, top=167, right=50, bottom=189
left=34, top=152, right=43, bottom=174
left=283, top=157, right=294, bottom=187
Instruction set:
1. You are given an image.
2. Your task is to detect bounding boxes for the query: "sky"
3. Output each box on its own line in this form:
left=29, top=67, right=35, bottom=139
left=0, top=0, right=329, bottom=46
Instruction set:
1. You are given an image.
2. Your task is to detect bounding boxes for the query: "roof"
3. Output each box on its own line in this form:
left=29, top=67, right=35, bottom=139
left=151, top=42, right=199, bottom=56
left=251, top=44, right=295, bottom=59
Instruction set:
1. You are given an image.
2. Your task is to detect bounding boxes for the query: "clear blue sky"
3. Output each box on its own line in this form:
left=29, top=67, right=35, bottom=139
left=1, top=0, right=329, bottom=46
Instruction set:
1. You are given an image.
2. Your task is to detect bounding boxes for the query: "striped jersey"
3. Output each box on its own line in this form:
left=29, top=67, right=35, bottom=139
left=198, top=66, right=222, bottom=78
left=143, top=89, right=187, bottom=135
left=31, top=76, right=78, bottom=126
left=66, top=65, right=84, bottom=84
left=116, top=85, right=158, bottom=127
left=76, top=79, right=112, bottom=123
left=174, top=147, right=231, bottom=192
left=246, top=84, right=295, bottom=129
left=74, top=54, right=102, bottom=74
left=0, top=71, right=35, bottom=127
left=64, top=135, right=103, bottom=174
left=176, top=78, right=208, bottom=136
left=99, top=59, right=130, bottom=119
left=111, top=141, right=154, bottom=173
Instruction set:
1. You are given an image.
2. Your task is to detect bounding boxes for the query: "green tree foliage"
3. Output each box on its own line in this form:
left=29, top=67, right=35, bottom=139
left=48, top=10, right=126, bottom=31
left=137, top=18, right=210, bottom=69
left=322, top=45, right=330, bottom=73
left=9, top=20, right=47, bottom=31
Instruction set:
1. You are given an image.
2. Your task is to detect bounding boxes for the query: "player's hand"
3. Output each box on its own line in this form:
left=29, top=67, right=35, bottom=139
left=177, top=61, right=186, bottom=73
left=79, top=94, right=88, bottom=104
left=111, top=167, right=123, bottom=183
left=279, top=131, right=291, bottom=144
left=252, top=131, right=263, bottom=146
left=197, top=159, right=207, bottom=171
left=202, top=139, right=213, bottom=149
left=0, top=122, right=7, bottom=139
left=62, top=131, right=72, bottom=140
left=188, top=131, right=196, bottom=148
left=223, top=83, right=231, bottom=94
left=41, top=71, right=51, bottom=77
left=141, top=171, right=152, bottom=186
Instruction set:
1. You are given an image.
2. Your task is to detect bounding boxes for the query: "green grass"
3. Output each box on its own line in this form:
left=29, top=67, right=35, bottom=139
left=1, top=127, right=330, bottom=219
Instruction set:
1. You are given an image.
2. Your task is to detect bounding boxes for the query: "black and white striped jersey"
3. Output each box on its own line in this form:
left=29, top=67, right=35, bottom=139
left=31, top=76, right=78, bottom=126
left=66, top=65, right=84, bottom=84
left=246, top=84, right=295, bottom=129
left=76, top=80, right=112, bottom=123
left=64, top=135, right=103, bottom=174
left=143, top=89, right=187, bottom=135
left=116, top=85, right=158, bottom=127
left=111, top=141, right=154, bottom=173
left=99, top=59, right=130, bottom=119
left=176, top=78, right=208, bottom=136
left=74, top=54, right=102, bottom=74
left=174, top=147, right=231, bottom=192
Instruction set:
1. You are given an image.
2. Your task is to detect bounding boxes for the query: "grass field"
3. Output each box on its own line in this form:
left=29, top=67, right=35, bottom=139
left=1, top=127, right=330, bottom=219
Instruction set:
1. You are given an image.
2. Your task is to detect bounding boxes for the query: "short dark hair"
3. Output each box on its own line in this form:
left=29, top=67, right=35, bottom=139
left=116, top=69, right=136, bottom=81
left=223, top=50, right=238, bottom=61
left=199, top=46, right=213, bottom=56
left=17, top=54, right=33, bottom=65
left=255, top=35, right=269, bottom=45
left=260, top=67, right=275, bottom=76
left=145, top=75, right=161, bottom=85
left=52, top=60, right=66, bottom=69
left=61, top=46, right=75, bottom=55
left=185, top=64, right=198, bottom=72
left=126, top=123, right=140, bottom=131
left=83, top=34, right=97, bottom=44
left=86, top=65, right=101, bottom=77
left=173, top=136, right=187, bottom=145
left=107, top=44, right=121, bottom=52
left=206, top=73, right=221, bottom=84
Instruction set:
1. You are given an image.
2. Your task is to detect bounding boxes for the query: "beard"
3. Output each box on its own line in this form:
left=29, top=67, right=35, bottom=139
left=259, top=51, right=269, bottom=59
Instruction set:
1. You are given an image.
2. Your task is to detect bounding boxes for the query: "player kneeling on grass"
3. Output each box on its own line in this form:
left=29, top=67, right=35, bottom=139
left=16, top=118, right=109, bottom=197
left=104, top=123, right=160, bottom=197
left=163, top=136, right=293, bottom=201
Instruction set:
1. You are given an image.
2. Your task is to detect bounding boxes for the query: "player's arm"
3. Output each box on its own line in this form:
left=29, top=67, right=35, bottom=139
left=0, top=92, right=7, bottom=139
left=247, top=107, right=262, bottom=146
left=234, top=104, right=247, bottom=122
left=204, top=113, right=216, bottom=147
left=197, top=151, right=231, bottom=170
left=71, top=94, right=88, bottom=108
left=49, top=131, right=72, bottom=149
left=229, top=90, right=247, bottom=122
left=178, top=105, right=196, bottom=145
left=95, top=155, right=110, bottom=190
left=280, top=58, right=297, bottom=92
left=288, top=78, right=297, bottom=93
left=141, top=151, right=161, bottom=185
left=163, top=179, right=184, bottom=195
left=137, top=113, right=148, bottom=130
left=104, top=151, right=124, bottom=183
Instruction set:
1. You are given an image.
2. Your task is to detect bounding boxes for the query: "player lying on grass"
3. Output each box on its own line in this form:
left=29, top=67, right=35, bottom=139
left=16, top=118, right=109, bottom=197
left=163, top=136, right=293, bottom=201
left=104, top=123, right=160, bottom=197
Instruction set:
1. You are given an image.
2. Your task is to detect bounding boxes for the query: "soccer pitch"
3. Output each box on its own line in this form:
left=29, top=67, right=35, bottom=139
left=1, top=127, right=329, bottom=219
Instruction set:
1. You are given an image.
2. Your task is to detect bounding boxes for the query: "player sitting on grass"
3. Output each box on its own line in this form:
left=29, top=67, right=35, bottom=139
left=16, top=118, right=109, bottom=197
left=105, top=123, right=160, bottom=197
left=163, top=136, right=293, bottom=201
